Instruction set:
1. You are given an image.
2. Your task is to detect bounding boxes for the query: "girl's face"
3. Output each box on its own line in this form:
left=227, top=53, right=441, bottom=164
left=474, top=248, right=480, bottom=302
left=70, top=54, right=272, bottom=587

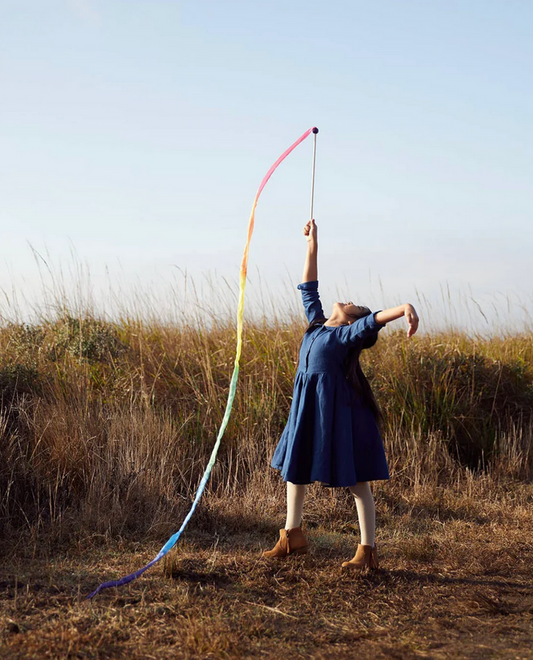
left=332, top=302, right=371, bottom=325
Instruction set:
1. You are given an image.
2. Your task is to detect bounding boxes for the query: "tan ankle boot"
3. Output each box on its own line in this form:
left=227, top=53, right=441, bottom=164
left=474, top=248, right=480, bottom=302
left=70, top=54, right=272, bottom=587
left=341, top=543, right=379, bottom=571
left=262, top=528, right=309, bottom=558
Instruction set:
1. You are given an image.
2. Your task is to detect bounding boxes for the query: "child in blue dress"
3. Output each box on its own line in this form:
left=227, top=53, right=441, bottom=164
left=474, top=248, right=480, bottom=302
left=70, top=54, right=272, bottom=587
left=264, top=219, right=419, bottom=571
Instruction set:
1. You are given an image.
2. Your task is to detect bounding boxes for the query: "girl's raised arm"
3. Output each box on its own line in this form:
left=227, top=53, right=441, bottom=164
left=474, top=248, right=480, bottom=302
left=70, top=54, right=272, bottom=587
left=302, top=219, right=318, bottom=283
left=374, top=304, right=419, bottom=338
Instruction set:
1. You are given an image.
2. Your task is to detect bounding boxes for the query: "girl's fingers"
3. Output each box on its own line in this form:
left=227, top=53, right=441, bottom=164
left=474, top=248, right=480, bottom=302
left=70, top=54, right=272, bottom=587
left=407, top=317, right=419, bottom=337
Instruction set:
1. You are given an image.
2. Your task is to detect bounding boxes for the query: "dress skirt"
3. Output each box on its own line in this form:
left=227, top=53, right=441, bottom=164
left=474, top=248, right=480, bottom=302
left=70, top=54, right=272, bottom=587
left=271, top=370, right=390, bottom=487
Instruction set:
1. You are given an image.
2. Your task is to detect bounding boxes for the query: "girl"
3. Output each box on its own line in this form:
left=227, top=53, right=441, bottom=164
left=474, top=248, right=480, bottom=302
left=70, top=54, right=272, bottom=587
left=264, top=218, right=419, bottom=571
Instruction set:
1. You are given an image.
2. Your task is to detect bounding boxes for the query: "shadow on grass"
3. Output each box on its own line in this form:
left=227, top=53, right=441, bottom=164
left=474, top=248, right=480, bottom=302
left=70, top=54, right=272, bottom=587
left=383, top=569, right=533, bottom=593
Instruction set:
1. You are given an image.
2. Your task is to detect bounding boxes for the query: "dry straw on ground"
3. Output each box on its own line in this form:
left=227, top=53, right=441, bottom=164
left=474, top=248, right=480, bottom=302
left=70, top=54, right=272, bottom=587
left=1, top=287, right=533, bottom=658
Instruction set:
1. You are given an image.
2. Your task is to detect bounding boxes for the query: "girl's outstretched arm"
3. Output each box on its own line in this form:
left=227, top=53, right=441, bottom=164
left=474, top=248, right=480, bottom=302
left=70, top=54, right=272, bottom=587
left=302, top=219, right=318, bottom=283
left=375, top=304, right=419, bottom=337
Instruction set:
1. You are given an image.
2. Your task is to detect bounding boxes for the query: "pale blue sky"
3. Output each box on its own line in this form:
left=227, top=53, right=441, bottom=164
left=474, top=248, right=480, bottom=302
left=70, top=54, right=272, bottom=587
left=1, top=0, right=532, bottom=328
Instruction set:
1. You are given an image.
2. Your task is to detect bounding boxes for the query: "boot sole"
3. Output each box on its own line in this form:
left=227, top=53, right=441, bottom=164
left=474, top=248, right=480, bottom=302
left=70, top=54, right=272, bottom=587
left=262, top=546, right=309, bottom=559
left=289, top=547, right=308, bottom=555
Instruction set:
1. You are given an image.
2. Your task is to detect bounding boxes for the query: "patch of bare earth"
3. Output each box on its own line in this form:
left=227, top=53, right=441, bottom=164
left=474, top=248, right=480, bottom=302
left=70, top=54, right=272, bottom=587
left=2, top=483, right=533, bottom=659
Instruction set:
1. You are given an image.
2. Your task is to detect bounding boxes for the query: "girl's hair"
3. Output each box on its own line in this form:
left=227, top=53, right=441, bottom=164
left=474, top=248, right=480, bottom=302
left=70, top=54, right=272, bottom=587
left=344, top=344, right=382, bottom=423
left=303, top=317, right=382, bottom=422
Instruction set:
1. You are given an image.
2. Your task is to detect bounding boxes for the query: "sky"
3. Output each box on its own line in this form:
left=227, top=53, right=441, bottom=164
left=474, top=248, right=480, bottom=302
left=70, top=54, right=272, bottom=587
left=1, top=0, right=532, bottom=330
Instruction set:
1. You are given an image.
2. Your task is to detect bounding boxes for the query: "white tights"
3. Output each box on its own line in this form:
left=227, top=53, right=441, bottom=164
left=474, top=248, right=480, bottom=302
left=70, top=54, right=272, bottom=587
left=285, top=480, right=376, bottom=547
left=348, top=481, right=376, bottom=547
left=285, top=482, right=307, bottom=530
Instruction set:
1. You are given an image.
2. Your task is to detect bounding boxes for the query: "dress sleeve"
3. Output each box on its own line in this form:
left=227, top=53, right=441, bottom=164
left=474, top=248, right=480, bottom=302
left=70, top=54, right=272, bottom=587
left=334, top=311, right=385, bottom=346
left=297, top=280, right=325, bottom=324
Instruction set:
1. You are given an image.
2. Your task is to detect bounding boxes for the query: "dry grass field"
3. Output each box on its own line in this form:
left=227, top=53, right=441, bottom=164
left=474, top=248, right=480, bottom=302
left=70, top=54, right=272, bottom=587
left=1, top=308, right=533, bottom=658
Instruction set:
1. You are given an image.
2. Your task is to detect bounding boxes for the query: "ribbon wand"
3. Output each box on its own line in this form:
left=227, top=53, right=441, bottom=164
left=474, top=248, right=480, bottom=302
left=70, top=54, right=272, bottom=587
left=86, top=126, right=319, bottom=598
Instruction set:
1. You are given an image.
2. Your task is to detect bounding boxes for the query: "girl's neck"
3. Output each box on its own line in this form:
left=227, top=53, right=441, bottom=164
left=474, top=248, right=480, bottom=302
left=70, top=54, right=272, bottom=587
left=324, top=317, right=350, bottom=328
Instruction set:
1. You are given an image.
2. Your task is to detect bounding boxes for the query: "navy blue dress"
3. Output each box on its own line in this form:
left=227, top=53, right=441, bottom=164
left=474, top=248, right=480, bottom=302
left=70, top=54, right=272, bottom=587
left=271, top=280, right=390, bottom=487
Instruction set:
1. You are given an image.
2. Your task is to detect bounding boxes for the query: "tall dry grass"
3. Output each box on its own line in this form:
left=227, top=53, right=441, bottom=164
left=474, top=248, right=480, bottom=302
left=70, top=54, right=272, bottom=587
left=1, top=296, right=533, bottom=549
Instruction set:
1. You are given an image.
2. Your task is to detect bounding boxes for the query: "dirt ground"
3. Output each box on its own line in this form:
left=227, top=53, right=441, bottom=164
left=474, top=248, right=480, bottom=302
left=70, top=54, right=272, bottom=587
left=2, top=486, right=533, bottom=660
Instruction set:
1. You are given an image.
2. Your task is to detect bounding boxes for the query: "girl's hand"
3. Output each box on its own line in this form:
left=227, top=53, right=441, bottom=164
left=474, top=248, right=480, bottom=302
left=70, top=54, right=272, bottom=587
left=374, top=303, right=420, bottom=335
left=404, top=304, right=419, bottom=338
left=303, top=219, right=318, bottom=244
left=302, top=219, right=318, bottom=281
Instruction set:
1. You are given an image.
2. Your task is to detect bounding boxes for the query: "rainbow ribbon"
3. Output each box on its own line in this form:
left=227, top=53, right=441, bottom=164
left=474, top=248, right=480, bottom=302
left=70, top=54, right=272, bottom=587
left=87, top=127, right=317, bottom=598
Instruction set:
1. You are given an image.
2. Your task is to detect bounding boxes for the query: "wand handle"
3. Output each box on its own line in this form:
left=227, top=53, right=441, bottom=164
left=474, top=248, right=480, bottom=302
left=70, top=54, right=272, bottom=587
left=310, top=127, right=319, bottom=220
